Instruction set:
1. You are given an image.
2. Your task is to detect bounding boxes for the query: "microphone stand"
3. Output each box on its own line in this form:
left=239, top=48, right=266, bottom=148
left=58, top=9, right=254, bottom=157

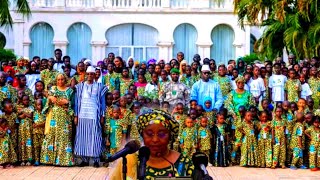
left=122, top=156, right=127, bottom=180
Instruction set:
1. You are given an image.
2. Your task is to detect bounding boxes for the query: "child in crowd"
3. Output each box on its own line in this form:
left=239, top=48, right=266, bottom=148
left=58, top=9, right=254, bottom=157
left=105, top=106, right=128, bottom=157
left=190, top=100, right=197, bottom=110
left=299, top=74, right=312, bottom=100
left=203, top=97, right=215, bottom=127
left=16, top=90, right=25, bottom=111
left=211, top=113, right=229, bottom=167
left=257, top=110, right=272, bottom=168
left=189, top=108, right=199, bottom=128
left=198, top=117, right=212, bottom=160
left=303, top=112, right=314, bottom=168
left=296, top=98, right=308, bottom=114
left=214, top=65, right=232, bottom=100
left=161, top=101, right=170, bottom=113
left=2, top=100, right=18, bottom=156
left=240, top=111, right=258, bottom=167
left=285, top=69, right=301, bottom=102
left=304, top=116, right=320, bottom=171
left=180, top=117, right=197, bottom=157
left=18, top=95, right=33, bottom=166
left=172, top=103, right=187, bottom=125
left=32, top=99, right=45, bottom=166
left=231, top=106, right=246, bottom=164
left=268, top=63, right=287, bottom=103
left=271, top=107, right=286, bottom=169
left=0, top=116, right=17, bottom=168
left=290, top=112, right=306, bottom=169
left=282, top=101, right=295, bottom=164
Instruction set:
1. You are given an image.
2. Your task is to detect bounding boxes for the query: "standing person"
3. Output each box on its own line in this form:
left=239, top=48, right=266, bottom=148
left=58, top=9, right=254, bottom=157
left=190, top=65, right=223, bottom=111
left=41, top=58, right=58, bottom=89
left=74, top=66, right=108, bottom=168
left=269, top=63, right=287, bottom=103
left=159, top=68, right=190, bottom=111
left=53, top=49, right=64, bottom=73
left=248, top=66, right=265, bottom=105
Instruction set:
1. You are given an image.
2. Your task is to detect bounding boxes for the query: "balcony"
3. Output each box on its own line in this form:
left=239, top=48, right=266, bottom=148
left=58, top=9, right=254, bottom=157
left=28, top=0, right=234, bottom=12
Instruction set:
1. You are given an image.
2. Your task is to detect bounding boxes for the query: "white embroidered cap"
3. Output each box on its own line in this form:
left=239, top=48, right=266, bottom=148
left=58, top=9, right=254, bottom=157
left=201, top=64, right=211, bottom=72
left=86, top=66, right=96, bottom=73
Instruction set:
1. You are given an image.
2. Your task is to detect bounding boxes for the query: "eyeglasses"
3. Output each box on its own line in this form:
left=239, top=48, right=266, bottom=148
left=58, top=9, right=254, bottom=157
left=203, top=72, right=211, bottom=75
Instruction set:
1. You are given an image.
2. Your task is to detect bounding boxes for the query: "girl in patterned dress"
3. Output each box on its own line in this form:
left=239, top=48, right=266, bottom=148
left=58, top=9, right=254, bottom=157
left=134, top=74, right=147, bottom=97
left=172, top=103, right=187, bottom=129
left=271, top=107, right=286, bottom=169
left=213, top=65, right=232, bottom=100
left=203, top=97, right=216, bottom=127
left=0, top=117, right=17, bottom=168
left=239, top=111, right=258, bottom=167
left=211, top=113, right=229, bottom=167
left=282, top=101, right=295, bottom=164
left=308, top=66, right=320, bottom=109
left=285, top=69, right=301, bottom=102
left=32, top=99, right=45, bottom=166
left=257, top=110, right=272, bottom=168
left=179, top=117, right=197, bottom=158
left=289, top=112, right=307, bottom=169
left=105, top=106, right=128, bottom=157
left=304, top=116, right=320, bottom=171
left=198, top=117, right=212, bottom=159
left=231, top=105, right=246, bottom=165
left=18, top=95, right=33, bottom=166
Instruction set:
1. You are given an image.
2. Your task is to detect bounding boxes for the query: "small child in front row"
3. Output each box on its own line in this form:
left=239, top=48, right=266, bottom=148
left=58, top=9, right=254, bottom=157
left=304, top=116, right=320, bottom=171
left=239, top=111, right=258, bottom=167
left=257, top=110, right=272, bottom=168
left=290, top=112, right=307, bottom=170
left=18, top=95, right=33, bottom=166
left=271, top=107, right=286, bottom=169
left=0, top=117, right=17, bottom=168
left=180, top=117, right=197, bottom=158
left=32, top=99, right=45, bottom=166
left=2, top=100, right=18, bottom=157
left=211, top=113, right=229, bottom=167
left=197, top=117, right=212, bottom=159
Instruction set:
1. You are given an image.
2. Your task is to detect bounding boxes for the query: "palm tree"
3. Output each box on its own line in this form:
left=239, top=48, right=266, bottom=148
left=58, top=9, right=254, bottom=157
left=0, top=0, right=31, bottom=28
left=234, top=0, right=320, bottom=59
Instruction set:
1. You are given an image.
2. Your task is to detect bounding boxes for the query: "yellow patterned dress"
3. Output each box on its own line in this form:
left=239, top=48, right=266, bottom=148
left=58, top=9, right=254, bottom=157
left=119, top=78, right=134, bottom=96
left=305, top=126, right=320, bottom=169
left=0, top=125, right=17, bottom=164
left=284, top=79, right=301, bottom=102
left=40, top=87, right=74, bottom=166
left=257, top=121, right=272, bottom=167
left=33, top=111, right=45, bottom=163
left=198, top=126, right=212, bottom=157
left=239, top=122, right=258, bottom=167
left=271, top=118, right=286, bottom=167
left=19, top=106, right=34, bottom=162
left=308, top=77, right=320, bottom=108
left=40, top=69, right=58, bottom=89
left=290, top=122, right=304, bottom=167
left=105, top=117, right=129, bottom=156
left=180, top=126, right=197, bottom=157
left=3, top=113, right=18, bottom=152
left=213, top=75, right=232, bottom=100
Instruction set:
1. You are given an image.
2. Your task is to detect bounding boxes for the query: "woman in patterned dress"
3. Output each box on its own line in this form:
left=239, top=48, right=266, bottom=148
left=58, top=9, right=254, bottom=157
left=119, top=67, right=134, bottom=96
left=40, top=73, right=74, bottom=166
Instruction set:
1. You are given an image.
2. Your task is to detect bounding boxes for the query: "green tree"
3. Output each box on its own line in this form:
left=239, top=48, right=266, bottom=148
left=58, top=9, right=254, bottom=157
left=0, top=0, right=31, bottom=28
left=234, top=0, right=320, bottom=59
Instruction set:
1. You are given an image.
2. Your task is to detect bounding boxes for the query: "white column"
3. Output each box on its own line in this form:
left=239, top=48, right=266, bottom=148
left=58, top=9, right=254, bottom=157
left=54, top=0, right=66, bottom=7
left=233, top=27, right=246, bottom=58
left=53, top=41, right=68, bottom=55
left=91, top=41, right=107, bottom=65
left=245, top=24, right=251, bottom=55
left=161, top=0, right=170, bottom=7
left=23, top=41, right=31, bottom=58
left=95, top=0, right=104, bottom=8
left=197, top=41, right=212, bottom=60
left=158, top=41, right=173, bottom=62
left=13, top=19, right=24, bottom=56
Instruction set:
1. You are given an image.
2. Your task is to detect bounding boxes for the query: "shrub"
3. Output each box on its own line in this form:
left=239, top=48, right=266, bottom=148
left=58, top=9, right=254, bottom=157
left=0, top=49, right=16, bottom=62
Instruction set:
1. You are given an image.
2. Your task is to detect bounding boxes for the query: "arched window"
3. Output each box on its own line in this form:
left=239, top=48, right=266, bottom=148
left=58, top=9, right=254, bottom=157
left=67, top=23, right=92, bottom=64
left=210, top=24, right=235, bottom=65
left=250, top=34, right=257, bottom=53
left=105, top=23, right=159, bottom=61
left=29, top=22, right=54, bottom=58
left=173, top=23, right=198, bottom=63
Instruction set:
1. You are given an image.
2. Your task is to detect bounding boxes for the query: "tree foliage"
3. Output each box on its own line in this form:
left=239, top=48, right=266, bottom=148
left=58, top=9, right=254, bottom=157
left=0, top=0, right=31, bottom=28
left=234, top=0, right=320, bottom=59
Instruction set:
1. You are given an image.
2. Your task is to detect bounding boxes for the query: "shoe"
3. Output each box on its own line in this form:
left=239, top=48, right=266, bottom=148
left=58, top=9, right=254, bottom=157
left=290, top=165, right=297, bottom=170
left=20, top=162, right=25, bottom=166
left=281, top=165, right=286, bottom=169
left=208, top=163, right=213, bottom=167
left=26, top=162, right=31, bottom=166
left=271, top=166, right=276, bottom=169
left=34, top=161, right=40, bottom=166
left=78, top=161, right=89, bottom=167
left=93, top=162, right=100, bottom=168
left=310, top=168, right=318, bottom=171
left=300, top=165, right=307, bottom=169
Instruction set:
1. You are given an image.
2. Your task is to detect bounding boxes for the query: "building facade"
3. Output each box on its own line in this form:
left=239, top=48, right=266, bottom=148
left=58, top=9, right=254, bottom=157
left=1, top=0, right=263, bottom=65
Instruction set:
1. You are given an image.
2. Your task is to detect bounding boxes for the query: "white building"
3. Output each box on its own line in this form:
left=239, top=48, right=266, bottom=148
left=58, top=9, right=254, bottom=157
left=0, top=0, right=263, bottom=65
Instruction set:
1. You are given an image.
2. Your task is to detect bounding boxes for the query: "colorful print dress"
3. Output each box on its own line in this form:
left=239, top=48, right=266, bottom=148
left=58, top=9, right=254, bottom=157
left=224, top=90, right=255, bottom=117
left=119, top=78, right=134, bottom=96
left=0, top=85, right=17, bottom=104
left=290, top=122, right=304, bottom=166
left=239, top=122, right=258, bottom=167
left=308, top=77, right=320, bottom=108
left=213, top=76, right=232, bottom=100
left=3, top=113, right=18, bottom=152
left=285, top=79, right=301, bottom=102
left=305, top=126, right=320, bottom=168
left=19, top=106, right=34, bottom=162
left=257, top=121, right=272, bottom=167
left=105, top=117, right=129, bottom=156
left=104, top=73, right=121, bottom=92
left=144, top=154, right=194, bottom=179
left=180, top=126, right=197, bottom=157
left=0, top=125, right=17, bottom=164
left=40, top=69, right=58, bottom=89
left=198, top=126, right=212, bottom=157
left=33, top=111, right=45, bottom=163
left=41, top=86, right=74, bottom=166
left=211, top=124, right=229, bottom=167
left=271, top=118, right=286, bottom=167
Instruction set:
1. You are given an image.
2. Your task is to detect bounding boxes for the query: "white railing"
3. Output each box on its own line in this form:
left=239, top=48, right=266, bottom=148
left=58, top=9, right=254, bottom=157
left=30, top=0, right=234, bottom=9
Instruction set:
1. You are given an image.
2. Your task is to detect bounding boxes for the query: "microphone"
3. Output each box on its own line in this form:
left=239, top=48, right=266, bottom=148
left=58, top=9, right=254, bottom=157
left=192, top=152, right=213, bottom=179
left=156, top=152, right=176, bottom=177
left=106, top=140, right=140, bottom=163
left=138, top=146, right=150, bottom=180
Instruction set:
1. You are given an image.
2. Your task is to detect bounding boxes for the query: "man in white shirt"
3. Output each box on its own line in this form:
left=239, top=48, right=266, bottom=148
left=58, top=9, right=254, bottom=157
left=269, top=63, right=287, bottom=102
left=249, top=66, right=266, bottom=104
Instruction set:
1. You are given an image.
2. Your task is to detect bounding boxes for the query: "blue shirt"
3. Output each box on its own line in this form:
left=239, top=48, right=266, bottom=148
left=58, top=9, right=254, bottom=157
left=190, top=79, right=223, bottom=110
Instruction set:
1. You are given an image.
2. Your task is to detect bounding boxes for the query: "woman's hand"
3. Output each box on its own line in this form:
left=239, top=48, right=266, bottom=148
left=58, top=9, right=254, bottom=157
left=57, top=98, right=69, bottom=106
left=49, top=96, right=57, bottom=104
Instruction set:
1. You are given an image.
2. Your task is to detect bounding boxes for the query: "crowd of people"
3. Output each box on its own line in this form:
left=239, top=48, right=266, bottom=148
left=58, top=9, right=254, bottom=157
left=0, top=49, right=319, bottom=178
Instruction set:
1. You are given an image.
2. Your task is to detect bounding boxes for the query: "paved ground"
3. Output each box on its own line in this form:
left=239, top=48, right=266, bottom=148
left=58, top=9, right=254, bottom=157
left=0, top=166, right=319, bottom=180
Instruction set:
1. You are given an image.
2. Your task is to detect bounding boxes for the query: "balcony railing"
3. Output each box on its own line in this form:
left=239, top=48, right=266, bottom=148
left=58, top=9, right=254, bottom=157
left=30, top=0, right=234, bottom=10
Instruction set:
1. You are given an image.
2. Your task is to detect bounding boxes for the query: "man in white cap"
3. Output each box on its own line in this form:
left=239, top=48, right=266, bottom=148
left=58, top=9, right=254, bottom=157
left=74, top=66, right=108, bottom=168
left=190, top=64, right=223, bottom=110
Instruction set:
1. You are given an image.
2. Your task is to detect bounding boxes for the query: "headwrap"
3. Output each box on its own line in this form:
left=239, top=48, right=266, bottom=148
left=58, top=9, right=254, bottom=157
left=137, top=109, right=179, bottom=143
left=97, top=61, right=103, bottom=66
left=179, top=60, right=187, bottom=75
left=203, top=96, right=213, bottom=112
left=235, top=76, right=245, bottom=83
left=147, top=58, right=157, bottom=66
left=170, top=68, right=180, bottom=74
left=86, top=66, right=95, bottom=73
left=3, top=66, right=14, bottom=77
left=84, top=59, right=92, bottom=65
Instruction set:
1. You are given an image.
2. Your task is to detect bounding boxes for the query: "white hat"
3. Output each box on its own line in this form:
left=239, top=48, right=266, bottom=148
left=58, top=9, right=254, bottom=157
left=84, top=59, right=92, bottom=65
left=86, top=66, right=96, bottom=73
left=201, top=64, right=211, bottom=72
